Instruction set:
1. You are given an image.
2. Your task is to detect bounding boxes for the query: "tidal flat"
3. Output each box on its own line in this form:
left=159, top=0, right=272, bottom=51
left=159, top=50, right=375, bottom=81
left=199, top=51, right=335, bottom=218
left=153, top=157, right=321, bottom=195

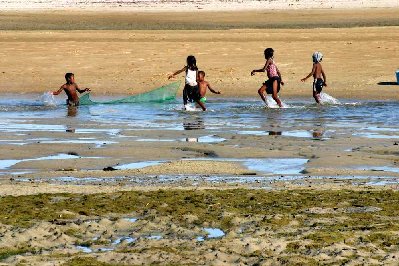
left=1, top=189, right=399, bottom=265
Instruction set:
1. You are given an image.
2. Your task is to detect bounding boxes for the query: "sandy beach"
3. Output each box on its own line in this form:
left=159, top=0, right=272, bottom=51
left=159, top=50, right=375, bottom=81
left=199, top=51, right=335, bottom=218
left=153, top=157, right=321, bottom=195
left=0, top=0, right=398, bottom=11
left=0, top=9, right=398, bottom=99
left=1, top=6, right=399, bottom=266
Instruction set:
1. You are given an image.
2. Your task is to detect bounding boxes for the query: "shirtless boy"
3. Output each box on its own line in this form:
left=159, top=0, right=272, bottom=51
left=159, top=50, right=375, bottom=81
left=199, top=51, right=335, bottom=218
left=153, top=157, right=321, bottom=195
left=52, top=73, right=90, bottom=106
left=301, top=51, right=327, bottom=104
left=197, top=71, right=221, bottom=111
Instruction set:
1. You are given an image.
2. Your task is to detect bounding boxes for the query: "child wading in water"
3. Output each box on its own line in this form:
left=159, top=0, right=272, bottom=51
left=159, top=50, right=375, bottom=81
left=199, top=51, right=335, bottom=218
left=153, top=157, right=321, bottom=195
left=52, top=73, right=90, bottom=106
left=168, top=55, right=206, bottom=111
left=197, top=71, right=221, bottom=110
left=251, top=48, right=284, bottom=107
left=301, top=51, right=327, bottom=104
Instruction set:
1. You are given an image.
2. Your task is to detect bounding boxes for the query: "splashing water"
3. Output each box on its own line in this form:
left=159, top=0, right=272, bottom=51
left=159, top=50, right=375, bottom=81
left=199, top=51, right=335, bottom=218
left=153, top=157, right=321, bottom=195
left=40, top=92, right=57, bottom=106
left=184, top=103, right=203, bottom=112
left=319, top=93, right=340, bottom=105
left=266, top=96, right=289, bottom=109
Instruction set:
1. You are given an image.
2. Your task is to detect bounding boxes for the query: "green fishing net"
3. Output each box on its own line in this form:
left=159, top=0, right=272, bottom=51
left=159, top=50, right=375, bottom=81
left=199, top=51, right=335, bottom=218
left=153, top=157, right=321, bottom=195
left=79, top=81, right=180, bottom=105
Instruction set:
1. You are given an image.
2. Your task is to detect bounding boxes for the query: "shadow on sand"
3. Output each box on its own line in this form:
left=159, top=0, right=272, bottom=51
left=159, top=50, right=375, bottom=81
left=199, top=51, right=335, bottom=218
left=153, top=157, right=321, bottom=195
left=377, top=82, right=398, bottom=86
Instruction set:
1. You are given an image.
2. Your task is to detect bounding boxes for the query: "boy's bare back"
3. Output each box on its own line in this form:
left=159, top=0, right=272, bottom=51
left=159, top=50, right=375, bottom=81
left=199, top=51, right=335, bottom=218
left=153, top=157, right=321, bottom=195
left=198, top=80, right=210, bottom=98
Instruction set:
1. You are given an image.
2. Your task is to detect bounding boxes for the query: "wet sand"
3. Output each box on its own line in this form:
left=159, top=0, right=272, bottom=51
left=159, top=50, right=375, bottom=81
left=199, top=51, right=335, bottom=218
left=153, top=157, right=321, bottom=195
left=1, top=8, right=399, bottom=265
left=1, top=188, right=399, bottom=265
left=1, top=100, right=399, bottom=263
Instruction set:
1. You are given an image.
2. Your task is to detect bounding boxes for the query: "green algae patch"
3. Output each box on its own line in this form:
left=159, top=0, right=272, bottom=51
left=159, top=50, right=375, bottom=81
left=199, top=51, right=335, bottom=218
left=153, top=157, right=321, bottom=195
left=2, top=189, right=399, bottom=264
left=62, top=257, right=123, bottom=266
left=0, top=248, right=31, bottom=260
left=1, top=189, right=399, bottom=228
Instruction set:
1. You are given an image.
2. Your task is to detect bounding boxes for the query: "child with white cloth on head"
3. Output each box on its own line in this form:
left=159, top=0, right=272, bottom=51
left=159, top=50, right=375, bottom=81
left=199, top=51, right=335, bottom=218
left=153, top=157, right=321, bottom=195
left=301, top=51, right=327, bottom=104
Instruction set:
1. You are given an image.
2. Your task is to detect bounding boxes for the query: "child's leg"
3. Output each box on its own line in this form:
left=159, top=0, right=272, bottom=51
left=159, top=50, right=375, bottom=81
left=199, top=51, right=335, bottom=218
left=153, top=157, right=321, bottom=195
left=313, top=91, right=321, bottom=104
left=258, top=85, right=267, bottom=103
left=272, top=80, right=282, bottom=107
left=183, top=87, right=188, bottom=105
left=195, top=100, right=206, bottom=111
left=313, top=79, right=322, bottom=104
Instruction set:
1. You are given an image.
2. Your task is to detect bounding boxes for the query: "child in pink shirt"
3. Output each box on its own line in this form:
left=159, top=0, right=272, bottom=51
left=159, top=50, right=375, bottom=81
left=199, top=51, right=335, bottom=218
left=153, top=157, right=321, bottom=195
left=251, top=48, right=285, bottom=107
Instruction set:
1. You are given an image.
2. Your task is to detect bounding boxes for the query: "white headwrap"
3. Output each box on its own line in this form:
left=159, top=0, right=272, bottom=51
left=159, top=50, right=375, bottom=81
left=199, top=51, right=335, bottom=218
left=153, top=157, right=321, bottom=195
left=312, top=51, right=323, bottom=63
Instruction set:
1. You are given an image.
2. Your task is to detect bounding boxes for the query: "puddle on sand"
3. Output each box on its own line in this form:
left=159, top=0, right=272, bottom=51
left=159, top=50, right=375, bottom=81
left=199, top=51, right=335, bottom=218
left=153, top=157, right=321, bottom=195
left=0, top=160, right=21, bottom=170
left=0, top=124, right=66, bottom=133
left=0, top=153, right=103, bottom=175
left=76, top=245, right=93, bottom=253
left=353, top=132, right=399, bottom=139
left=146, top=235, right=162, bottom=240
left=197, top=228, right=225, bottom=242
left=183, top=157, right=307, bottom=175
left=0, top=153, right=82, bottom=170
left=238, top=130, right=330, bottom=140
left=76, top=232, right=161, bottom=254
left=184, top=135, right=226, bottom=143
left=112, top=237, right=136, bottom=245
left=74, top=128, right=120, bottom=135
left=135, top=135, right=225, bottom=143
left=38, top=139, right=117, bottom=148
left=135, top=138, right=175, bottom=142
left=0, top=140, right=26, bottom=146
left=281, top=130, right=313, bottom=138
left=243, top=158, right=308, bottom=175
left=115, top=161, right=164, bottom=170
left=123, top=218, right=138, bottom=223
left=237, top=130, right=267, bottom=136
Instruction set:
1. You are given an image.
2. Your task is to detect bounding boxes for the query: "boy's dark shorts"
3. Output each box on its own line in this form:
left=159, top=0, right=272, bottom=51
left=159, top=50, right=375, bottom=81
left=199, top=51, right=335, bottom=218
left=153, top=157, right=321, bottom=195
left=264, top=77, right=281, bottom=94
left=313, top=78, right=324, bottom=93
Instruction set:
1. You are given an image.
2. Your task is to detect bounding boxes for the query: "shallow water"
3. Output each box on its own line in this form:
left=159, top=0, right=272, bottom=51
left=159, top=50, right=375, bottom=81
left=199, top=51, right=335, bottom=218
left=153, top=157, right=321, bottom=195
left=0, top=95, right=398, bottom=135
left=115, top=161, right=165, bottom=170
left=1, top=94, right=399, bottom=178
left=0, top=153, right=88, bottom=170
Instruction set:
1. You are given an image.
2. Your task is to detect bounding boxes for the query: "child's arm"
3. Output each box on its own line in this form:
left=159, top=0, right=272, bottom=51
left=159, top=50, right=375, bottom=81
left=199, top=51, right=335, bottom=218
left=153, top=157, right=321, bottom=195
left=168, top=66, right=187, bottom=79
left=76, top=84, right=91, bottom=94
left=52, top=85, right=65, bottom=95
left=207, top=82, right=221, bottom=94
left=251, top=60, right=270, bottom=76
left=321, top=68, right=327, bottom=86
left=276, top=66, right=284, bottom=86
left=301, top=64, right=316, bottom=82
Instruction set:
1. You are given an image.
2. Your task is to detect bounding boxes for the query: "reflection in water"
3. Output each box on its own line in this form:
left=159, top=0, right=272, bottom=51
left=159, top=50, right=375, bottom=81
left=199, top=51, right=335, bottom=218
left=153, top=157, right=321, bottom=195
left=183, top=117, right=204, bottom=130
left=268, top=131, right=282, bottom=136
left=312, top=128, right=325, bottom=140
left=66, top=126, right=76, bottom=133
left=67, top=106, right=78, bottom=117
left=185, top=135, right=226, bottom=143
